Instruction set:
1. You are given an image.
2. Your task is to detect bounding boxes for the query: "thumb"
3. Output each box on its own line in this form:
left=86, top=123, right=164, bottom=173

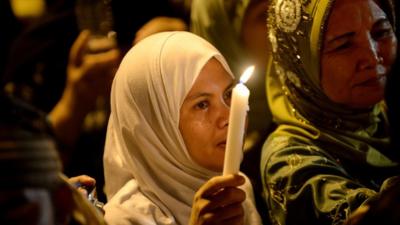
left=69, top=30, right=91, bottom=66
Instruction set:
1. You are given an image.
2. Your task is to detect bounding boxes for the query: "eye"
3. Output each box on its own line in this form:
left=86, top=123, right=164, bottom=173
left=334, top=42, right=352, bottom=52
left=327, top=37, right=353, bottom=53
left=372, top=20, right=394, bottom=40
left=372, top=28, right=394, bottom=40
left=195, top=100, right=209, bottom=110
left=324, top=38, right=353, bottom=54
left=223, top=88, right=232, bottom=106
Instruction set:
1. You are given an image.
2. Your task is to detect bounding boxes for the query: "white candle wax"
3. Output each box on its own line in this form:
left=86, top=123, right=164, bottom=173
left=223, top=66, right=253, bottom=175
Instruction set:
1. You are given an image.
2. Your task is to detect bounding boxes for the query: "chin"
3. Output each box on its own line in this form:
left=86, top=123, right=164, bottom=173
left=349, top=91, right=384, bottom=109
left=350, top=99, right=382, bottom=109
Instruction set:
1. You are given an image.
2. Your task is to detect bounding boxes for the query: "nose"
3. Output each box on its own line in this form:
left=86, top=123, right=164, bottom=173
left=358, top=33, right=382, bottom=70
left=217, top=100, right=230, bottom=129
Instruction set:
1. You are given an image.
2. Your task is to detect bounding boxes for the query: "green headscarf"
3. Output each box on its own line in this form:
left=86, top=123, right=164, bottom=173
left=190, top=0, right=251, bottom=75
left=266, top=0, right=397, bottom=167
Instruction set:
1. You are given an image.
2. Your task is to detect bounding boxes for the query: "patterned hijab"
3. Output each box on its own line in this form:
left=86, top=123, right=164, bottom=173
left=266, top=0, right=398, bottom=167
left=103, top=32, right=261, bottom=225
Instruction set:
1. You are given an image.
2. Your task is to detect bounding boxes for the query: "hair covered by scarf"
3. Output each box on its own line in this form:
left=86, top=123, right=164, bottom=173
left=103, top=31, right=261, bottom=225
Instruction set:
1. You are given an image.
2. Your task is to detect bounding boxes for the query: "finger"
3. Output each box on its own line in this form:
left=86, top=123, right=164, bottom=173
left=219, top=214, right=245, bottom=225
left=83, top=49, right=120, bottom=74
left=90, top=187, right=98, bottom=198
left=200, top=174, right=245, bottom=198
left=69, top=30, right=91, bottom=66
left=201, top=202, right=244, bottom=223
left=217, top=203, right=244, bottom=221
left=208, top=187, right=246, bottom=208
left=68, top=174, right=96, bottom=186
left=77, top=187, right=89, bottom=197
left=78, top=49, right=119, bottom=84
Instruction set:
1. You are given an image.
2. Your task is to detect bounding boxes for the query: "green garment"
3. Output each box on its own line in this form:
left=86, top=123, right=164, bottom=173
left=190, top=0, right=250, bottom=74
left=261, top=0, right=399, bottom=224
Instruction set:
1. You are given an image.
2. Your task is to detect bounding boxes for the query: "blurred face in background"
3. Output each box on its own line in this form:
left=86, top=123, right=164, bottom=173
left=321, top=0, right=397, bottom=108
left=241, top=0, right=270, bottom=74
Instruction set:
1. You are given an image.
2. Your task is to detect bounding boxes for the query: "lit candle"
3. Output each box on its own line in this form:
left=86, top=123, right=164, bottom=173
left=223, top=66, right=254, bottom=175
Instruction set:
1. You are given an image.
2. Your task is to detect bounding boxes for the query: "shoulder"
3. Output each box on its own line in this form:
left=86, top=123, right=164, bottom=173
left=104, top=180, right=174, bottom=225
left=261, top=131, right=322, bottom=159
left=260, top=130, right=336, bottom=173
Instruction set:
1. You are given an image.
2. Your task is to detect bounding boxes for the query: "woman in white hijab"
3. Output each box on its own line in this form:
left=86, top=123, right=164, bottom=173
left=103, top=31, right=262, bottom=225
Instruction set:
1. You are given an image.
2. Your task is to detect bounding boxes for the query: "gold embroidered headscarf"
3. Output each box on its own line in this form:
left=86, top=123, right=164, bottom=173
left=266, top=0, right=398, bottom=167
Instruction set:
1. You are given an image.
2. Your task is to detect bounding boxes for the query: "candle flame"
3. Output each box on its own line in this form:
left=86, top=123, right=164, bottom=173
left=240, top=65, right=255, bottom=83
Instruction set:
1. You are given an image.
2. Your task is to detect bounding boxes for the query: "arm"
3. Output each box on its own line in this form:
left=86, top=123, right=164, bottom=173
left=48, top=30, right=120, bottom=155
left=261, top=135, right=377, bottom=225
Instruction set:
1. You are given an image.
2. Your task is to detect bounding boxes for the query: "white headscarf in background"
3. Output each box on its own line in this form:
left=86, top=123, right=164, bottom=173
left=103, top=31, right=261, bottom=225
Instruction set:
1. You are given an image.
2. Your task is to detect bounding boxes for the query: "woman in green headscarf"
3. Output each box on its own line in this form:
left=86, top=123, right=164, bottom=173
left=261, top=0, right=399, bottom=224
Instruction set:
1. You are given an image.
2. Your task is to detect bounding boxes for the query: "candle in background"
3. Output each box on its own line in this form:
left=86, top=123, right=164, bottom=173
left=223, top=66, right=254, bottom=175
left=10, top=0, right=46, bottom=19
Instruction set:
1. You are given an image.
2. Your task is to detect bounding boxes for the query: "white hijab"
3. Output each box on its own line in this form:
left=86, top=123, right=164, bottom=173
left=103, top=31, right=262, bottom=225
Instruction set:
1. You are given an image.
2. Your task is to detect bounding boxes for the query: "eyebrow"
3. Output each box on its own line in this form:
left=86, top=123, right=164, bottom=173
left=326, top=32, right=354, bottom=45
left=186, top=81, right=235, bottom=101
left=326, top=18, right=390, bottom=45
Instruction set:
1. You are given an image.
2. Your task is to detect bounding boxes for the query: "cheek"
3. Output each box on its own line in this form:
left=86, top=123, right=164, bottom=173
left=321, top=57, right=354, bottom=98
left=187, top=121, right=209, bottom=138
left=179, top=115, right=212, bottom=149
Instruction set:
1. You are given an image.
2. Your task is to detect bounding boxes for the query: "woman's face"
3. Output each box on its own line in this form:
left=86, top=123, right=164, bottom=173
left=321, top=0, right=397, bottom=108
left=179, top=58, right=234, bottom=172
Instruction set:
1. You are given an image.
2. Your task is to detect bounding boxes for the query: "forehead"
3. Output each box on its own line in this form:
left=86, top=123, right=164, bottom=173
left=329, top=0, right=386, bottom=22
left=193, top=58, right=233, bottom=86
left=326, top=0, right=387, bottom=33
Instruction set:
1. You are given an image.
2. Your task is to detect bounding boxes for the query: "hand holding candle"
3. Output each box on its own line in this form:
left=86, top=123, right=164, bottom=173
left=223, top=66, right=254, bottom=175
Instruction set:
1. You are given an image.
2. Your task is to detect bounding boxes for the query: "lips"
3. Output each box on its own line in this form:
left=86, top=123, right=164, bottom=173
left=355, top=64, right=387, bottom=87
left=356, top=75, right=386, bottom=87
left=217, top=141, right=226, bottom=150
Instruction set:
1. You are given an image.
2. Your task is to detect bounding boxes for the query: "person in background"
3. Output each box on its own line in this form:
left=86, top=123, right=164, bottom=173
left=103, top=31, right=262, bottom=225
left=190, top=1, right=272, bottom=222
left=1, top=0, right=190, bottom=202
left=1, top=0, right=120, bottom=202
left=0, top=93, right=105, bottom=225
left=261, top=0, right=400, bottom=224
